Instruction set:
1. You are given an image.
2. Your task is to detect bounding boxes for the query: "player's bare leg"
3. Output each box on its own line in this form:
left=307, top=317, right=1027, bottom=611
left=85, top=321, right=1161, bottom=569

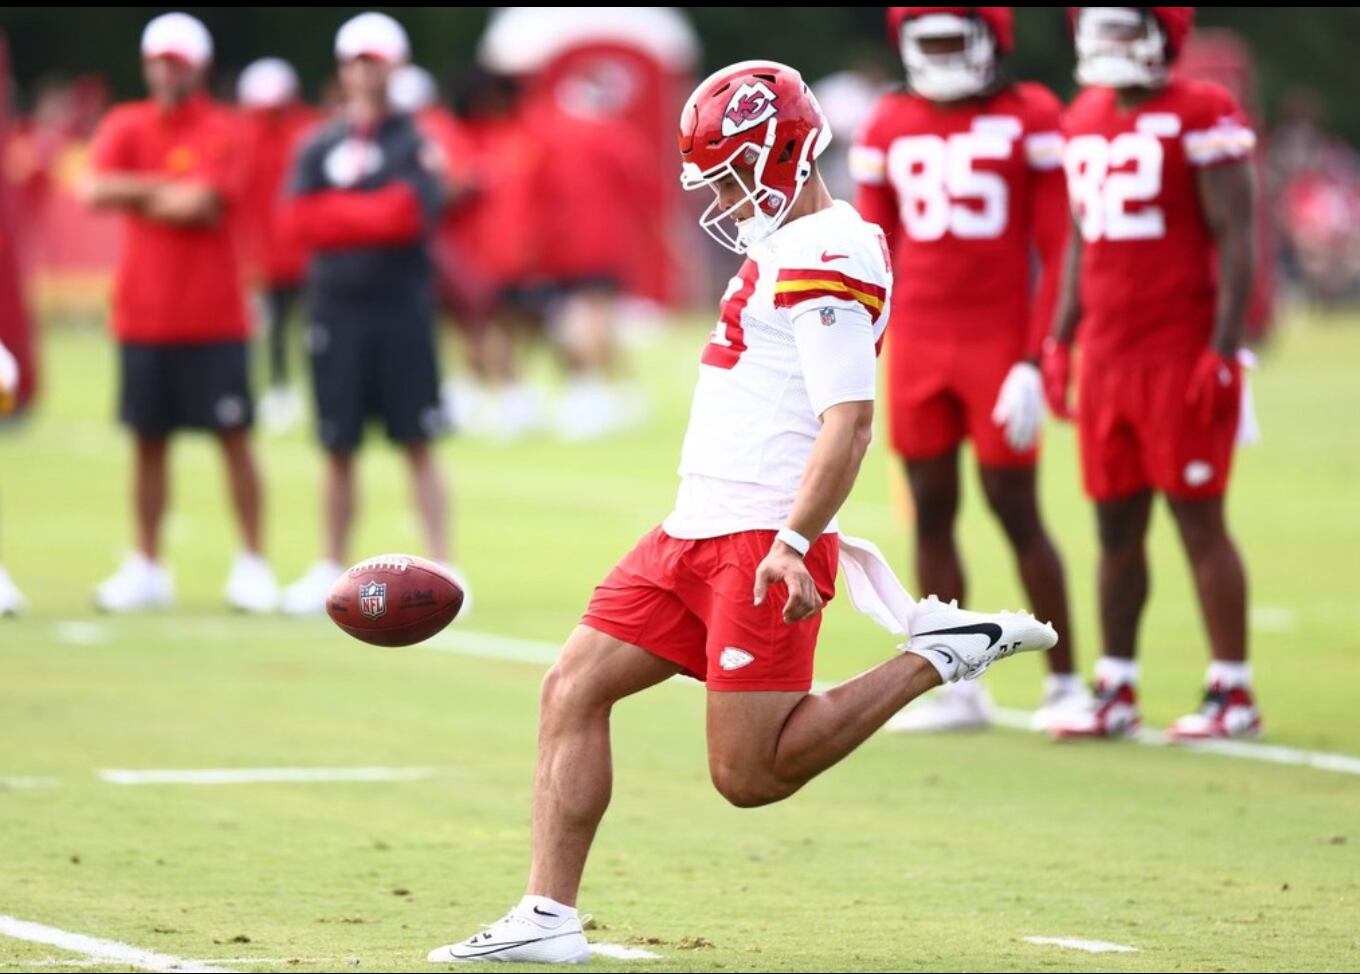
left=403, top=441, right=450, bottom=565
left=905, top=451, right=966, bottom=604
left=217, top=429, right=278, bottom=613
left=1164, top=495, right=1259, bottom=739
left=1049, top=490, right=1153, bottom=738
left=526, top=626, right=681, bottom=903
left=323, top=450, right=357, bottom=566
left=1166, top=496, right=1246, bottom=663
left=979, top=465, right=1075, bottom=674
left=133, top=434, right=169, bottom=561
left=707, top=654, right=942, bottom=807
left=217, top=429, right=264, bottom=555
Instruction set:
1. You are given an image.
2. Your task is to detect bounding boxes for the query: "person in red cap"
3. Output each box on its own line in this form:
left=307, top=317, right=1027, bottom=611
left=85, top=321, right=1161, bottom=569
left=82, top=11, right=278, bottom=614
left=1044, top=7, right=1261, bottom=741
left=854, top=7, right=1085, bottom=734
left=236, top=57, right=320, bottom=434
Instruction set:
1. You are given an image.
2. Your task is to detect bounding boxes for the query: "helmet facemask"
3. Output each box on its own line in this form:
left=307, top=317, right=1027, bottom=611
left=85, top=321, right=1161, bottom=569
left=681, top=118, right=820, bottom=254
left=1075, top=7, right=1169, bottom=89
left=901, top=12, right=996, bottom=102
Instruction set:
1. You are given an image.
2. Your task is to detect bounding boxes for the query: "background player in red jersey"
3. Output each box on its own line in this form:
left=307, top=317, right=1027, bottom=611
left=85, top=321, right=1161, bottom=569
left=1044, top=7, right=1261, bottom=740
left=82, top=12, right=278, bottom=614
left=854, top=7, right=1085, bottom=731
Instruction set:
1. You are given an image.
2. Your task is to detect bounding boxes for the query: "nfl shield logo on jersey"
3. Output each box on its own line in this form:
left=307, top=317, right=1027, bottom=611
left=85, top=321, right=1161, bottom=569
left=819, top=307, right=837, bottom=327
left=358, top=580, right=387, bottom=620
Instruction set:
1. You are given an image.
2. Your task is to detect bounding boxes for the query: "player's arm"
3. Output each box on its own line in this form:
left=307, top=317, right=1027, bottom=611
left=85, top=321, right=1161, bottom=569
left=141, top=182, right=223, bottom=226
left=1041, top=211, right=1084, bottom=418
left=1198, top=159, right=1255, bottom=358
left=80, top=172, right=161, bottom=211
left=754, top=305, right=878, bottom=623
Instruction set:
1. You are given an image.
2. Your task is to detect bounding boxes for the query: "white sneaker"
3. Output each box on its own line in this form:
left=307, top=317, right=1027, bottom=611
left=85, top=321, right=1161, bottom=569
left=1031, top=676, right=1094, bottom=732
left=904, top=596, right=1057, bottom=682
left=428, top=905, right=591, bottom=964
left=887, top=679, right=993, bottom=732
left=281, top=560, right=344, bottom=616
left=555, top=378, right=620, bottom=442
left=0, top=565, right=25, bottom=616
left=224, top=552, right=280, bottom=614
left=95, top=552, right=173, bottom=613
left=259, top=386, right=304, bottom=434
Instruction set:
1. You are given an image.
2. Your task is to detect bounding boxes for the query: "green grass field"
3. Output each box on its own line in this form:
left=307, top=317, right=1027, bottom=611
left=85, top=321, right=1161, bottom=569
left=1, top=313, right=1359, bottom=972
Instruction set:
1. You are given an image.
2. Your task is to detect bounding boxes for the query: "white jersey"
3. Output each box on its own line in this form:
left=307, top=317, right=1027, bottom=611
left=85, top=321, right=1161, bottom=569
left=663, top=200, right=893, bottom=539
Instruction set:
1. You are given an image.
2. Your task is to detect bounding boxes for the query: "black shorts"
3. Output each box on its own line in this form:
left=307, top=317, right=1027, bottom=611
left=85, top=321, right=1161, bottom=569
left=307, top=306, right=445, bottom=452
left=118, top=340, right=253, bottom=435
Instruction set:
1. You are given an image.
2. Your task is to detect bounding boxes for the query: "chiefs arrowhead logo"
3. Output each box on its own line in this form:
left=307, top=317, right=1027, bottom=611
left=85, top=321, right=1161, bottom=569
left=721, top=81, right=779, bottom=138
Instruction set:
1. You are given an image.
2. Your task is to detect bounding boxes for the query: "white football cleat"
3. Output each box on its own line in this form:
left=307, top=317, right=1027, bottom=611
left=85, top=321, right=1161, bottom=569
left=1046, top=680, right=1140, bottom=740
left=886, top=680, right=993, bottom=732
left=94, top=552, right=173, bottom=613
left=1031, top=677, right=1094, bottom=732
left=428, top=905, right=591, bottom=964
left=1167, top=684, right=1262, bottom=741
left=0, top=564, right=26, bottom=616
left=281, top=560, right=344, bottom=616
left=904, top=596, right=1057, bottom=682
left=224, top=552, right=280, bottom=614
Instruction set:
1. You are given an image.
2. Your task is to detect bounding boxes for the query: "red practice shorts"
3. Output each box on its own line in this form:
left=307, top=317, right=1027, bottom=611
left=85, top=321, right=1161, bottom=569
left=583, top=527, right=839, bottom=692
left=888, top=337, right=1036, bottom=468
left=1078, top=355, right=1239, bottom=502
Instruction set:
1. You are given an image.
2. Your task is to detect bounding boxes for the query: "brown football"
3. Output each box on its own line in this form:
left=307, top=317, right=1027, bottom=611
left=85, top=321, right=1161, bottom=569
left=327, top=554, right=464, bottom=647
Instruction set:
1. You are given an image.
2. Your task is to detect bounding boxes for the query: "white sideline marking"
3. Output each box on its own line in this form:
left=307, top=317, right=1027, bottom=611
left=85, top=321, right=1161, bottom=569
left=590, top=943, right=663, bottom=960
left=97, top=766, right=437, bottom=786
left=54, top=621, right=108, bottom=645
left=0, top=776, right=62, bottom=789
left=423, top=630, right=1360, bottom=778
left=1025, top=935, right=1138, bottom=954
left=0, top=915, right=237, bottom=973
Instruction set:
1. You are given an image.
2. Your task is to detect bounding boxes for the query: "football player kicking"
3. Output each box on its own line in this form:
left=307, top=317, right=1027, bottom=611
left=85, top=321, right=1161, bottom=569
left=1044, top=7, right=1261, bottom=740
left=854, top=7, right=1086, bottom=733
left=428, top=60, right=1057, bottom=965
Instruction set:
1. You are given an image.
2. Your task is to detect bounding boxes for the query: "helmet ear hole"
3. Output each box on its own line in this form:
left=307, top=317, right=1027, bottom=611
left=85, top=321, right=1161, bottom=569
left=777, top=139, right=796, bottom=164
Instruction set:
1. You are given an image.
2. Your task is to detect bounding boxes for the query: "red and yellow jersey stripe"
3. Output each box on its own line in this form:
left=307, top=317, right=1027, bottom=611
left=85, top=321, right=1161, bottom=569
left=772, top=268, right=887, bottom=321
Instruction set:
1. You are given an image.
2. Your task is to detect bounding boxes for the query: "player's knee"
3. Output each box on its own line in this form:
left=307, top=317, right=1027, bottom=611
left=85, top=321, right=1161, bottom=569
left=709, top=763, right=793, bottom=809
left=539, top=662, right=599, bottom=721
left=985, top=489, right=1041, bottom=547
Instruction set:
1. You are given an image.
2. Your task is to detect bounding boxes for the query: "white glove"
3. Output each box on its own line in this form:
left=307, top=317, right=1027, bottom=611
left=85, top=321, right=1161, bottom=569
left=1236, top=347, right=1260, bottom=446
left=991, top=361, right=1045, bottom=452
left=0, top=340, right=18, bottom=400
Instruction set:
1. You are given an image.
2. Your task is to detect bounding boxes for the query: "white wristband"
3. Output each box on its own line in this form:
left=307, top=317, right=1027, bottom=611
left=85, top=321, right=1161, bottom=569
left=775, top=527, right=811, bottom=557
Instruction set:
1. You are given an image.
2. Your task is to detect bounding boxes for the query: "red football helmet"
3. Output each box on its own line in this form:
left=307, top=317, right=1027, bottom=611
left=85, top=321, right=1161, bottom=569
left=887, top=8, right=1014, bottom=101
left=1071, top=7, right=1195, bottom=88
left=678, top=60, right=832, bottom=253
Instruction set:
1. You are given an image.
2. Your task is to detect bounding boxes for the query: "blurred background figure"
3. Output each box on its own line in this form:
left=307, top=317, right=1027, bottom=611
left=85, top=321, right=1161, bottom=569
left=280, top=11, right=463, bottom=615
left=0, top=33, right=37, bottom=414
left=236, top=56, right=319, bottom=433
left=81, top=11, right=278, bottom=615
left=812, top=55, right=891, bottom=203
left=0, top=336, right=22, bottom=615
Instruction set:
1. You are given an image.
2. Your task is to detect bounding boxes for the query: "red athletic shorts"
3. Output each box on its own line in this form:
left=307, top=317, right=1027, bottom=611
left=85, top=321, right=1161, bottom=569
left=582, top=526, right=839, bottom=692
left=1078, top=355, right=1239, bottom=502
left=887, top=336, right=1037, bottom=468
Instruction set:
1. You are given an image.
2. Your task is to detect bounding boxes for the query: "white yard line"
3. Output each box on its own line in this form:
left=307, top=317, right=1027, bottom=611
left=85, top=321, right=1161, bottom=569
left=0, top=916, right=238, bottom=973
left=590, top=943, right=663, bottom=961
left=1025, top=935, right=1138, bottom=954
left=0, top=776, right=63, bottom=790
left=97, top=766, right=438, bottom=786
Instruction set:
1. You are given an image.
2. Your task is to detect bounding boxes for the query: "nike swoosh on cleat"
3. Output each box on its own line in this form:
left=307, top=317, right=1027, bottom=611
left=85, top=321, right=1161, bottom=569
left=454, top=932, right=578, bottom=958
left=913, top=622, right=1003, bottom=650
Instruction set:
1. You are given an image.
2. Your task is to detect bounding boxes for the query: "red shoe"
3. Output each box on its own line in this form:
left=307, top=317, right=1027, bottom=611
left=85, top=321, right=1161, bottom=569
left=1167, top=684, right=1262, bottom=741
left=1046, top=680, right=1140, bottom=739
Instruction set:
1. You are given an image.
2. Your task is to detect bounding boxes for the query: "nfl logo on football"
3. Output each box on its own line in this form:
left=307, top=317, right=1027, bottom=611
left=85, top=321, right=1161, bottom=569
left=358, top=580, right=387, bottom=620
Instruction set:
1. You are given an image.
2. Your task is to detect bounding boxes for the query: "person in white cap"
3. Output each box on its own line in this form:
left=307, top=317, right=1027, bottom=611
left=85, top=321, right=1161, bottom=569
left=0, top=338, right=25, bottom=616
left=236, top=56, right=320, bottom=434
left=280, top=12, right=468, bottom=615
left=81, top=12, right=280, bottom=614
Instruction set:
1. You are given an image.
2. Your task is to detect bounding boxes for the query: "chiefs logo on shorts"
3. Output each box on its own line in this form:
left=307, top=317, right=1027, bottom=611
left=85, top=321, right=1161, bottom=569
left=358, top=580, right=387, bottom=620
left=722, top=81, right=778, bottom=137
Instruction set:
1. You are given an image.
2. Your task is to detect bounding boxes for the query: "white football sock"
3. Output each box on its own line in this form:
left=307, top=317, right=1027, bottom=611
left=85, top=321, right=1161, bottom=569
left=1095, top=656, right=1138, bottom=688
left=905, top=645, right=961, bottom=684
left=1206, top=660, right=1250, bottom=689
left=518, top=894, right=576, bottom=926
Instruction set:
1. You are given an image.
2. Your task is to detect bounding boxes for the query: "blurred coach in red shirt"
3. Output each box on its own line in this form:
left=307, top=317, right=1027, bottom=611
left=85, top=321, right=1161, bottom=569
left=82, top=12, right=279, bottom=614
